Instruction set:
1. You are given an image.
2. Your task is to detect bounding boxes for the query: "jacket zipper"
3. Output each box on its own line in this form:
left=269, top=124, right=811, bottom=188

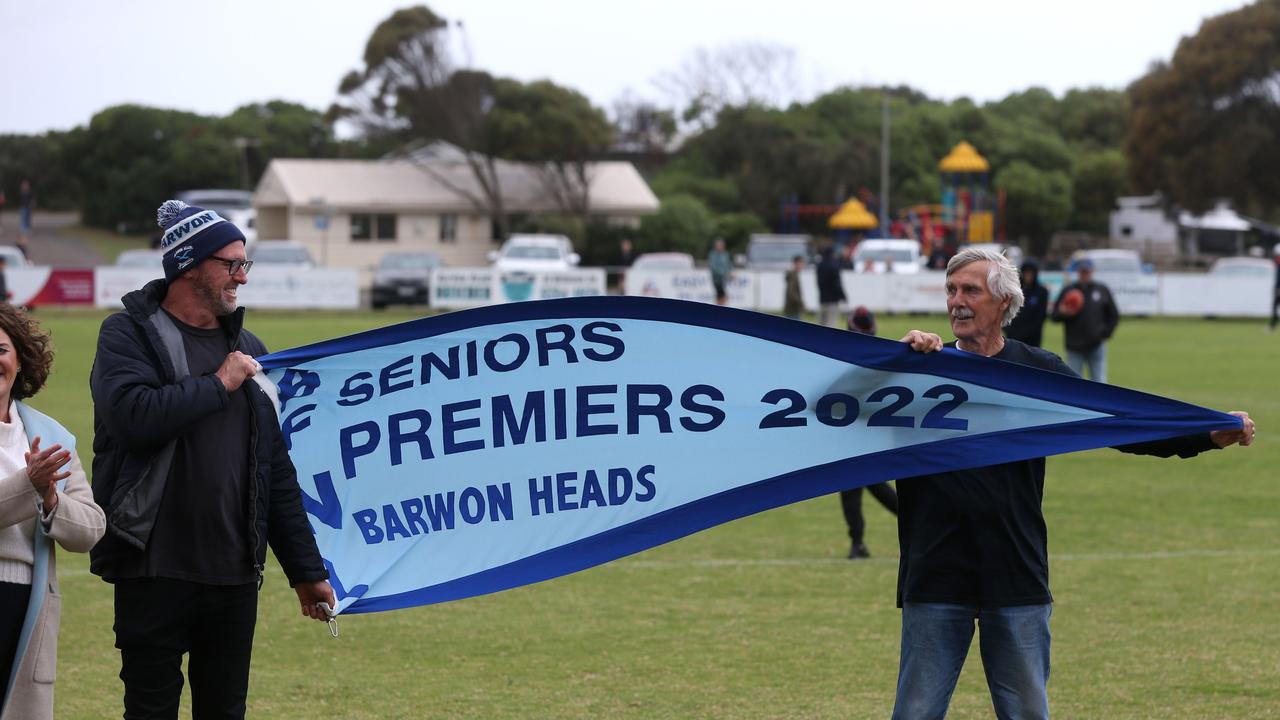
left=239, top=331, right=266, bottom=590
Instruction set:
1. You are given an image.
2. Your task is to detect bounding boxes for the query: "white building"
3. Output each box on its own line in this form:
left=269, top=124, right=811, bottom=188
left=253, top=150, right=659, bottom=276
left=1110, top=194, right=1179, bottom=260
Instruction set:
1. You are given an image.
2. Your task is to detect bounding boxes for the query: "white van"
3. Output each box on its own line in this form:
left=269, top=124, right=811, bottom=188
left=853, top=239, right=922, bottom=273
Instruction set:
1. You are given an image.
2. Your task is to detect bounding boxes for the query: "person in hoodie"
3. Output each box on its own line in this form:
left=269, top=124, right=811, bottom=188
left=1005, top=259, right=1049, bottom=347
left=89, top=199, right=333, bottom=719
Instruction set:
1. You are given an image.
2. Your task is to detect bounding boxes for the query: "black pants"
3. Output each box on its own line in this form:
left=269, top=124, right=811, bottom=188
left=841, top=483, right=899, bottom=543
left=113, top=578, right=258, bottom=720
left=1271, top=291, right=1279, bottom=330
left=0, top=581, right=32, bottom=701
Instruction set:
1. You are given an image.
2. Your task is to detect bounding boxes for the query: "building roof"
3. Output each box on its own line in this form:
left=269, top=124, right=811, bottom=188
left=254, top=155, right=659, bottom=215
left=938, top=141, right=989, bottom=173
left=1179, top=201, right=1250, bottom=231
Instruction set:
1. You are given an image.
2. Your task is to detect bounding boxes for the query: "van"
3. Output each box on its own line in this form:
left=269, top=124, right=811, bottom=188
left=745, top=234, right=813, bottom=271
left=852, top=239, right=922, bottom=273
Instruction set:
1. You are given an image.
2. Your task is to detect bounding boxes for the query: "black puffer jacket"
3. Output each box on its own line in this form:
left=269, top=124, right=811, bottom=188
left=88, top=279, right=326, bottom=587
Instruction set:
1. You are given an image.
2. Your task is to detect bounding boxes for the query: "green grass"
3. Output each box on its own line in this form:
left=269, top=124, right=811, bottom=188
left=32, top=309, right=1279, bottom=718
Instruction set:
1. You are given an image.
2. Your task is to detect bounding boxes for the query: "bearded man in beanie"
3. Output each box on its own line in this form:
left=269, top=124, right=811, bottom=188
left=89, top=200, right=333, bottom=719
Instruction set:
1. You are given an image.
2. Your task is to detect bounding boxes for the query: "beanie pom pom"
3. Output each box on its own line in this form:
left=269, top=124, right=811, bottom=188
left=156, top=199, right=189, bottom=229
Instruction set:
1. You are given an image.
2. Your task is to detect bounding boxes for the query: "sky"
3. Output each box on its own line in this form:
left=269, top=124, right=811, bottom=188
left=0, top=0, right=1254, bottom=135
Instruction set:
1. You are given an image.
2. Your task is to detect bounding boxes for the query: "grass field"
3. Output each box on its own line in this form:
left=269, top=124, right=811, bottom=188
left=28, top=308, right=1279, bottom=719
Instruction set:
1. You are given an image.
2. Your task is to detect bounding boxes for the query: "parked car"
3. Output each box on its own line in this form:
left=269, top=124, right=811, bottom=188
left=176, top=189, right=257, bottom=244
left=0, top=246, right=30, bottom=267
left=852, top=239, right=922, bottom=273
left=371, top=251, right=443, bottom=309
left=1067, top=248, right=1151, bottom=275
left=1208, top=256, right=1275, bottom=279
left=744, top=234, right=813, bottom=271
left=114, top=249, right=165, bottom=268
left=249, top=240, right=315, bottom=268
left=631, top=252, right=695, bottom=271
left=488, top=234, right=580, bottom=272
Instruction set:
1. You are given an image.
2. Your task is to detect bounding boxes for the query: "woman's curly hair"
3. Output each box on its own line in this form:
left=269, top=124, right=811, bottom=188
left=0, top=304, right=54, bottom=400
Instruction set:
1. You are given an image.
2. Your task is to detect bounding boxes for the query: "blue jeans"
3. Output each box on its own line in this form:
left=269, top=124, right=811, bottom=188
left=893, top=602, right=1052, bottom=720
left=1066, top=343, right=1107, bottom=383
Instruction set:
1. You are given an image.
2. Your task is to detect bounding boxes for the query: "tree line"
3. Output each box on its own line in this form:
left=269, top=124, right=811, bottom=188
left=1, top=0, right=1275, bottom=260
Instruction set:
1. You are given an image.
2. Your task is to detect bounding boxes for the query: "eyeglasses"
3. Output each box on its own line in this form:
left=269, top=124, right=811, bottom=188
left=208, top=256, right=254, bottom=276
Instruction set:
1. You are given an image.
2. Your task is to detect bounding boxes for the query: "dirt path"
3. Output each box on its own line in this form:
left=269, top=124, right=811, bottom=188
left=0, top=210, right=104, bottom=267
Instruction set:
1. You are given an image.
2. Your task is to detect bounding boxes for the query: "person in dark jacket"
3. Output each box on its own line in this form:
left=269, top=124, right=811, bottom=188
left=1005, top=259, right=1049, bottom=347
left=816, top=246, right=846, bottom=327
left=89, top=199, right=333, bottom=719
left=839, top=307, right=898, bottom=558
left=893, top=248, right=1255, bottom=720
left=1050, top=259, right=1119, bottom=382
left=1270, top=243, right=1280, bottom=332
left=783, top=255, right=805, bottom=319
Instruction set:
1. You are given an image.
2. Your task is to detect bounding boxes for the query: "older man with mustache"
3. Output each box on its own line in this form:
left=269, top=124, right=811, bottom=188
left=888, top=247, right=1256, bottom=720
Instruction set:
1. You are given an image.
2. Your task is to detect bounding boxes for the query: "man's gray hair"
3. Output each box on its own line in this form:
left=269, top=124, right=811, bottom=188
left=945, top=247, right=1024, bottom=326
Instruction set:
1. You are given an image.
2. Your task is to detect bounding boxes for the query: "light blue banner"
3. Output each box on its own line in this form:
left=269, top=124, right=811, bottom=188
left=257, top=297, right=1238, bottom=614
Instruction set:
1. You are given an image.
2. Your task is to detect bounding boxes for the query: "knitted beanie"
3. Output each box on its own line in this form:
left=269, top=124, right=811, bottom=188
left=156, top=200, right=246, bottom=282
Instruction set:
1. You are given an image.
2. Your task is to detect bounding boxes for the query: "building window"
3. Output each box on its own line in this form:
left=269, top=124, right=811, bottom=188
left=376, top=214, right=397, bottom=241
left=1121, top=225, right=1133, bottom=237
left=351, top=213, right=397, bottom=242
left=439, top=214, right=458, bottom=243
left=350, top=214, right=371, bottom=240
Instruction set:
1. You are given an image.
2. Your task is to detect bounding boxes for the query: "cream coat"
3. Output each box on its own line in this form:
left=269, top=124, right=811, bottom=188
left=0, top=450, right=105, bottom=720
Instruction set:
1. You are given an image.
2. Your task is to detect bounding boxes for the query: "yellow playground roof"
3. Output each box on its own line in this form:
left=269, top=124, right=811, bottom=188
left=938, top=141, right=989, bottom=173
left=828, top=199, right=878, bottom=229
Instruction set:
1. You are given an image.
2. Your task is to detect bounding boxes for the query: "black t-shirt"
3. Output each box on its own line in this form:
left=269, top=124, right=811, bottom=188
left=895, top=339, right=1074, bottom=608
left=143, top=313, right=255, bottom=585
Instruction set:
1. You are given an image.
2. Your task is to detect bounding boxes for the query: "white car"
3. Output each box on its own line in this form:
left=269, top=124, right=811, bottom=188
left=852, top=239, right=922, bottom=273
left=250, top=240, right=315, bottom=268
left=489, top=234, right=580, bottom=272
left=114, top=249, right=165, bottom=268
left=176, top=189, right=257, bottom=244
left=1068, top=248, right=1149, bottom=275
left=0, top=245, right=29, bottom=268
left=631, top=252, right=695, bottom=271
left=1208, top=256, right=1275, bottom=279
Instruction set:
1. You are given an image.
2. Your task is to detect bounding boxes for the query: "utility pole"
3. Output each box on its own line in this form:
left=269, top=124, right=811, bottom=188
left=879, top=92, right=890, bottom=236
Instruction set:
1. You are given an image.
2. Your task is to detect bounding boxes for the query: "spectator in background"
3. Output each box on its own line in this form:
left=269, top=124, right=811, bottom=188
left=840, top=307, right=898, bottom=559
left=926, top=240, right=950, bottom=270
left=1051, top=259, right=1119, bottom=382
left=783, top=255, right=805, bottom=320
left=816, top=246, right=846, bottom=327
left=1005, top=260, right=1049, bottom=347
left=613, top=238, right=635, bottom=294
left=1270, top=244, right=1280, bottom=333
left=0, top=257, right=8, bottom=304
left=16, top=181, right=33, bottom=259
left=618, top=238, right=635, bottom=269
left=708, top=238, right=732, bottom=306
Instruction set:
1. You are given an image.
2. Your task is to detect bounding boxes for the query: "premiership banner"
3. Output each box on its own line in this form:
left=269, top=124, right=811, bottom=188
left=256, top=297, right=1238, bottom=615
